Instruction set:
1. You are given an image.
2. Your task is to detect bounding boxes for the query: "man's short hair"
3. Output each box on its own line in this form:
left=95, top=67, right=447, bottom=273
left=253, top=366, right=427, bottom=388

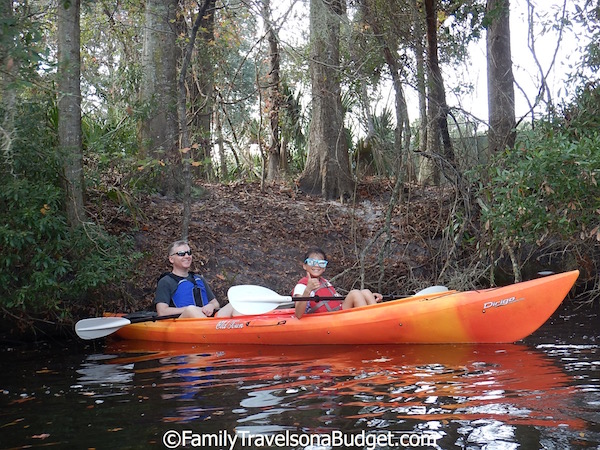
left=167, top=240, right=189, bottom=257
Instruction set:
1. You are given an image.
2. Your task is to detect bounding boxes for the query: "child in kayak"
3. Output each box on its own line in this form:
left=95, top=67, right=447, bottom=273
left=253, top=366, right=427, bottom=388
left=292, top=247, right=382, bottom=319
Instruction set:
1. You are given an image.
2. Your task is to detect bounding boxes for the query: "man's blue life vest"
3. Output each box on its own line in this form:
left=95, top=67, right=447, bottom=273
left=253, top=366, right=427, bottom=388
left=168, top=273, right=209, bottom=308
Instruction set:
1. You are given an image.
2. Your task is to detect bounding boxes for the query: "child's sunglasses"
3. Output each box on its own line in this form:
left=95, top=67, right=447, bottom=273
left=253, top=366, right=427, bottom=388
left=304, top=258, right=328, bottom=268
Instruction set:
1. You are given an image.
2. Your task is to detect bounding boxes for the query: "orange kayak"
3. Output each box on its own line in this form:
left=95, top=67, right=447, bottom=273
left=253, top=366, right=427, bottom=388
left=113, top=270, right=579, bottom=344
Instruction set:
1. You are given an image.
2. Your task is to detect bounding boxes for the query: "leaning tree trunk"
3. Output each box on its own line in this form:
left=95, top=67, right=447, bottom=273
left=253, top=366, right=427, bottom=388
left=57, top=0, right=85, bottom=227
left=140, top=0, right=178, bottom=195
left=298, top=0, right=354, bottom=200
left=363, top=0, right=410, bottom=178
left=487, top=0, right=516, bottom=154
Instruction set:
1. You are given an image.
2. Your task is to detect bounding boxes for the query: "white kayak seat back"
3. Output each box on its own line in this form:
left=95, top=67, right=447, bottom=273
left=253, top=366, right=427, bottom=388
left=414, top=285, right=449, bottom=296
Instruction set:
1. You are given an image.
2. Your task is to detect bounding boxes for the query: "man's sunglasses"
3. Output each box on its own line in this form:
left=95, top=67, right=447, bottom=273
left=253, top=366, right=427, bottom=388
left=304, top=258, right=328, bottom=268
left=171, top=250, right=192, bottom=257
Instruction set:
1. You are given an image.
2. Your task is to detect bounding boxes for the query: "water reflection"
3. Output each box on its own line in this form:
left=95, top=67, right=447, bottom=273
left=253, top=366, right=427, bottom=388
left=2, top=310, right=597, bottom=449
left=98, top=340, right=593, bottom=448
left=76, top=354, right=134, bottom=386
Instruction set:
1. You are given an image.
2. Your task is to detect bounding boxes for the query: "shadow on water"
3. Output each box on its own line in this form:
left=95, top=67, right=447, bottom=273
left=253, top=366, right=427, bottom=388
left=0, top=306, right=598, bottom=449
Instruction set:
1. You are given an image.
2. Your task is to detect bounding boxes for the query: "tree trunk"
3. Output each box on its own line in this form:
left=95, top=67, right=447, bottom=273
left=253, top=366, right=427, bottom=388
left=384, top=42, right=410, bottom=175
left=487, top=0, right=516, bottom=153
left=423, top=0, right=455, bottom=185
left=57, top=0, right=85, bottom=227
left=299, top=0, right=354, bottom=200
left=178, top=0, right=212, bottom=240
left=0, top=0, right=16, bottom=176
left=262, top=0, right=283, bottom=181
left=362, top=0, right=409, bottom=178
left=215, top=107, right=227, bottom=178
left=408, top=0, right=427, bottom=180
left=414, top=0, right=427, bottom=158
left=186, top=0, right=216, bottom=181
left=356, top=83, right=377, bottom=175
left=140, top=0, right=178, bottom=195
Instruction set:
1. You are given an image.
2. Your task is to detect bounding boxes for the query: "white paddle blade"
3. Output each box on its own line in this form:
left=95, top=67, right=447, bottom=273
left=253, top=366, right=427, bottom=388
left=415, top=285, right=448, bottom=296
left=227, top=285, right=293, bottom=315
left=75, top=317, right=132, bottom=340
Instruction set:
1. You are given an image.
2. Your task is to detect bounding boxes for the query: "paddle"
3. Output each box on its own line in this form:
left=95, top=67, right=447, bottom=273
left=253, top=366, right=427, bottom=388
left=75, top=313, right=180, bottom=340
left=227, top=284, right=449, bottom=316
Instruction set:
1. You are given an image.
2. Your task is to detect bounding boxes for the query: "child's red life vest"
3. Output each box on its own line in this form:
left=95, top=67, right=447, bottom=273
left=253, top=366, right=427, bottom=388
left=296, top=277, right=342, bottom=313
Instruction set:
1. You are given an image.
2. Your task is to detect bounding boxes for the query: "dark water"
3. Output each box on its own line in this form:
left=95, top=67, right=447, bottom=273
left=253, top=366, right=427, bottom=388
left=0, top=304, right=598, bottom=450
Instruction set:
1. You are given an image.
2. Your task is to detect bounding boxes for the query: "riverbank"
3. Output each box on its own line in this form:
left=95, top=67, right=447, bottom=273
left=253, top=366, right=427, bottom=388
left=1, top=179, right=594, bottom=341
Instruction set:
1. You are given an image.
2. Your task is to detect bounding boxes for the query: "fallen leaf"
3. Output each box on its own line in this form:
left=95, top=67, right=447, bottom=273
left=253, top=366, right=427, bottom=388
left=10, top=398, right=34, bottom=405
left=2, top=418, right=25, bottom=427
left=31, top=433, right=50, bottom=439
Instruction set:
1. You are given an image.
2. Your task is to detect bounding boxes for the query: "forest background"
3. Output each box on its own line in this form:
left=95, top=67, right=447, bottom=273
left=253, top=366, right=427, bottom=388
left=0, top=0, right=599, bottom=338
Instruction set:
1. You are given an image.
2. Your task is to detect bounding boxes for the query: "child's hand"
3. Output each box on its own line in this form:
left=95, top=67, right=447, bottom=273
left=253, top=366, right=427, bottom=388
left=305, top=273, right=321, bottom=295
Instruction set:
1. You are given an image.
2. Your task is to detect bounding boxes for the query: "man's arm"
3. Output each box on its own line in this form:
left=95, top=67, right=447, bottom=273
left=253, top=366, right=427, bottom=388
left=199, top=276, right=220, bottom=315
left=156, top=301, right=188, bottom=317
left=198, top=298, right=219, bottom=317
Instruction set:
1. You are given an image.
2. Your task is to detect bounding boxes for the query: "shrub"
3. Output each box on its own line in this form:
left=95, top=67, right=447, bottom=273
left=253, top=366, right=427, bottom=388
left=0, top=174, right=142, bottom=319
left=484, top=127, right=600, bottom=248
left=0, top=96, right=141, bottom=319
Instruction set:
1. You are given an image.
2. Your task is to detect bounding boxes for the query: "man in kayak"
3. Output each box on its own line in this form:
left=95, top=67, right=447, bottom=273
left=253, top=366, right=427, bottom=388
left=293, top=247, right=382, bottom=319
left=154, top=240, right=238, bottom=318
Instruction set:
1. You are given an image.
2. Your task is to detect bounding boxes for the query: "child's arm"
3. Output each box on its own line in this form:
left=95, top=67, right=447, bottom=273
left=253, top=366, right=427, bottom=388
left=294, top=300, right=308, bottom=319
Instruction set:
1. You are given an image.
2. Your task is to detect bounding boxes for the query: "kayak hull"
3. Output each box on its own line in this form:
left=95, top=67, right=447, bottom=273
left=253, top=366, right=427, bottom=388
left=113, top=270, right=579, bottom=344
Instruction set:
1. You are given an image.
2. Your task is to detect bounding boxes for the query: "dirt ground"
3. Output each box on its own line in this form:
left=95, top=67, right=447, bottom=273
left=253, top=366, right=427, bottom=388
left=100, top=179, right=455, bottom=314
